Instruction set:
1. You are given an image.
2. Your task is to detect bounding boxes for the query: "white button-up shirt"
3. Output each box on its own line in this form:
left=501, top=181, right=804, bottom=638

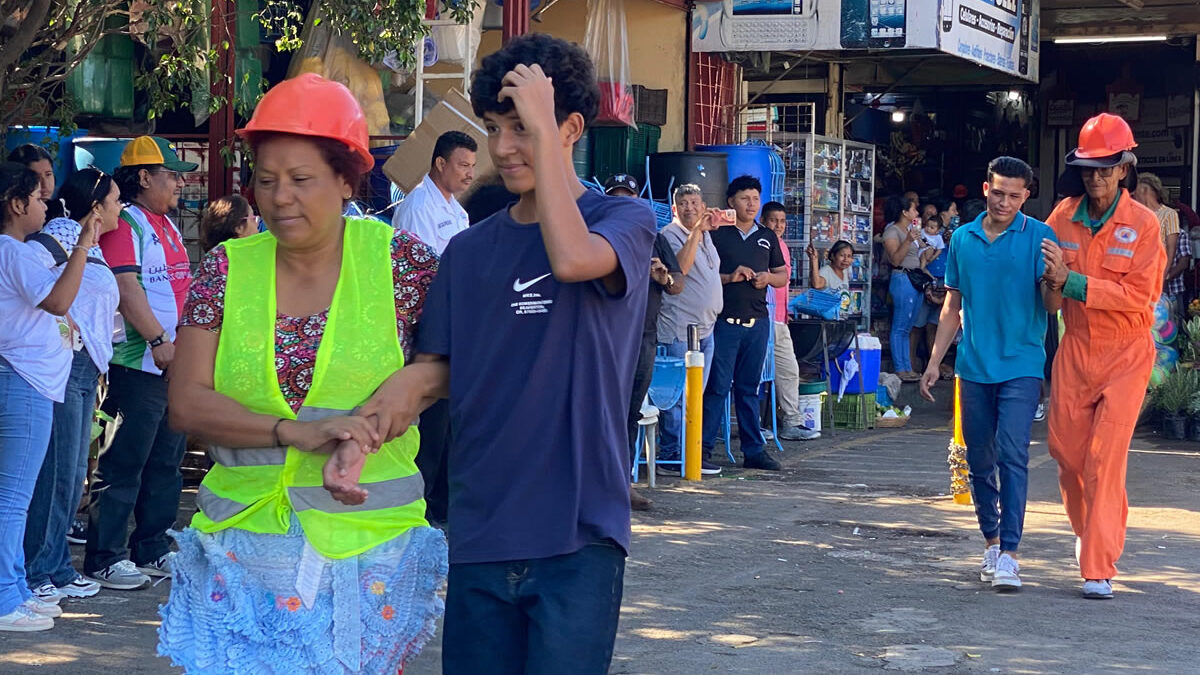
left=391, top=173, right=469, bottom=255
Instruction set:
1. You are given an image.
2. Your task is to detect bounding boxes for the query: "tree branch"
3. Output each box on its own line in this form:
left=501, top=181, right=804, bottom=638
left=0, top=0, right=51, bottom=73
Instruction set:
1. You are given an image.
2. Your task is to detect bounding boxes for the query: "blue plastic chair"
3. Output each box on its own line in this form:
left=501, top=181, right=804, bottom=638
left=632, top=351, right=687, bottom=482
left=720, top=293, right=785, bottom=462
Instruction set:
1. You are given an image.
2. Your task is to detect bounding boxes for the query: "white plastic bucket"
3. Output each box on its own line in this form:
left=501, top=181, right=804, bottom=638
left=798, top=394, right=823, bottom=433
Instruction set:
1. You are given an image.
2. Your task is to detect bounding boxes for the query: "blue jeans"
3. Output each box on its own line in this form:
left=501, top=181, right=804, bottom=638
left=0, top=359, right=53, bottom=614
left=25, top=350, right=99, bottom=588
left=702, top=318, right=770, bottom=459
left=889, top=271, right=923, bottom=373
left=960, top=377, right=1042, bottom=552
left=443, top=540, right=626, bottom=675
left=85, top=365, right=186, bottom=573
left=657, top=334, right=715, bottom=460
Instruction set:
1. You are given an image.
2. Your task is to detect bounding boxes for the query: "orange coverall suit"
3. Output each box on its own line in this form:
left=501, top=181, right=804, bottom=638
left=1045, top=190, right=1166, bottom=580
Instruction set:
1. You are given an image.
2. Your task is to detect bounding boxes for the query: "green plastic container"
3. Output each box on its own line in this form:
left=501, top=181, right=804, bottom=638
left=573, top=130, right=591, bottom=179
left=832, top=392, right=876, bottom=430
left=66, top=34, right=134, bottom=119
left=590, top=126, right=648, bottom=182
left=797, top=380, right=828, bottom=395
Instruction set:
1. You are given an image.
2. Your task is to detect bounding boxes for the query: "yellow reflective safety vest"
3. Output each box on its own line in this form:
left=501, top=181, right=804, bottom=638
left=194, top=218, right=427, bottom=559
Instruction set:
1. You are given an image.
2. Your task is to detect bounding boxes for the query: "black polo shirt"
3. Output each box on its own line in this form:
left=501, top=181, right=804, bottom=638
left=709, top=223, right=785, bottom=320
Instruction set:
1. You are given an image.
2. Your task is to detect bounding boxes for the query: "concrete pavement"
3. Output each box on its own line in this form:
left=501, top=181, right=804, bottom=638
left=3, top=403, right=1198, bottom=674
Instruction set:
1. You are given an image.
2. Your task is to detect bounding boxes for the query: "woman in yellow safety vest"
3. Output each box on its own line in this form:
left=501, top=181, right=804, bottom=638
left=160, top=73, right=446, bottom=673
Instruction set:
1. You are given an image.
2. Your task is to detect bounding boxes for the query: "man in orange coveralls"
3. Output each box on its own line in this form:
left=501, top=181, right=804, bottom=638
left=1041, top=113, right=1166, bottom=600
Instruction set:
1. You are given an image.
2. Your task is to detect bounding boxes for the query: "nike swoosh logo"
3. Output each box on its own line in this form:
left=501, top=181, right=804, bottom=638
left=513, top=273, right=553, bottom=292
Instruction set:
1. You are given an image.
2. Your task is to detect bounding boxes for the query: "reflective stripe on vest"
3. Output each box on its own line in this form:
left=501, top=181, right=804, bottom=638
left=288, top=473, right=424, bottom=514
left=198, top=219, right=426, bottom=559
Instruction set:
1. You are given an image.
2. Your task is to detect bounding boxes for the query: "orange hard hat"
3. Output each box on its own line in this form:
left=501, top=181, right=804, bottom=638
left=236, top=73, right=373, bottom=174
left=1065, top=112, right=1138, bottom=167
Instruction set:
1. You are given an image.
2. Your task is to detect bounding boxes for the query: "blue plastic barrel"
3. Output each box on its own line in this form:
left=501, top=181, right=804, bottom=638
left=5, top=126, right=90, bottom=185
left=72, top=137, right=132, bottom=175
left=698, top=143, right=779, bottom=212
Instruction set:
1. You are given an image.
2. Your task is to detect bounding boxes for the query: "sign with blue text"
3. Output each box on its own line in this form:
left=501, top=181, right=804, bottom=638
left=936, top=0, right=1039, bottom=82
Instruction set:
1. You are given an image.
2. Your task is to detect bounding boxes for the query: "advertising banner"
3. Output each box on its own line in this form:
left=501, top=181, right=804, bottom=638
left=692, top=0, right=1039, bottom=82
left=691, top=0, right=938, bottom=53
left=935, top=0, right=1039, bottom=82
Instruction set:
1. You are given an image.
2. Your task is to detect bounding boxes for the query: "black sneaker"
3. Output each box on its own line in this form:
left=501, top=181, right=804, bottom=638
left=743, top=450, right=782, bottom=471
left=66, top=518, right=86, bottom=546
left=700, top=459, right=722, bottom=475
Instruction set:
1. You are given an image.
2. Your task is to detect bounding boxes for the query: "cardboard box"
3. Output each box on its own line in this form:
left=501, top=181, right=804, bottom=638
left=382, top=89, right=492, bottom=193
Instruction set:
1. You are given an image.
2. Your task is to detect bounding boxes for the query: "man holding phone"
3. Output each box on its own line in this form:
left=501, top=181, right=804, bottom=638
left=656, top=184, right=724, bottom=475
left=703, top=175, right=789, bottom=471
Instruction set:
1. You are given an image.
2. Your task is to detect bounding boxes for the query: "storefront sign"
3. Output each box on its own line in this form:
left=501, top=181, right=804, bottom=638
left=692, top=0, right=1039, bottom=82
left=935, top=0, right=1039, bottom=82
left=691, top=0, right=938, bottom=52
left=1046, top=99, right=1074, bottom=126
left=1132, top=126, right=1186, bottom=168
left=1167, top=95, right=1192, bottom=128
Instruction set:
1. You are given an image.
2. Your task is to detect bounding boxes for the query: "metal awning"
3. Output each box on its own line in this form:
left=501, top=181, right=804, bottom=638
left=1041, top=0, right=1200, bottom=39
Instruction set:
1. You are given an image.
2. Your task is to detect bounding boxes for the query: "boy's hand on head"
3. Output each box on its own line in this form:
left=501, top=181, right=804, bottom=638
left=497, top=64, right=559, bottom=141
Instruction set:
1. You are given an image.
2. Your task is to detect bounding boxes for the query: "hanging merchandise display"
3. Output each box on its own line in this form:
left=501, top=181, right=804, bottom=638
left=584, top=0, right=635, bottom=127
left=288, top=7, right=392, bottom=145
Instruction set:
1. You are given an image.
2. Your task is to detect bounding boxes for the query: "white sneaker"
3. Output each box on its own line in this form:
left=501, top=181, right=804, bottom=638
left=1082, top=579, right=1113, bottom=599
left=137, top=552, right=174, bottom=579
left=58, top=574, right=101, bottom=598
left=0, top=605, right=53, bottom=632
left=1033, top=402, right=1046, bottom=422
left=23, top=597, right=63, bottom=618
left=88, top=560, right=150, bottom=590
left=991, top=553, right=1022, bottom=591
left=32, top=582, right=64, bottom=603
left=760, top=427, right=775, bottom=442
left=979, top=545, right=1000, bottom=582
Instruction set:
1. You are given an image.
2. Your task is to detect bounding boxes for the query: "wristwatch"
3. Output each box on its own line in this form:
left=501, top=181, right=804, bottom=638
left=148, top=331, right=169, bottom=348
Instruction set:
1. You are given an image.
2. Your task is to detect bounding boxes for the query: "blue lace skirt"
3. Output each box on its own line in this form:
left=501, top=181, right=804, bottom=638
left=158, top=519, right=447, bottom=674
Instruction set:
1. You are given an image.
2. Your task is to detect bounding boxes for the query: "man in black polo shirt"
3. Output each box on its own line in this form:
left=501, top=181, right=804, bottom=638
left=703, top=175, right=789, bottom=471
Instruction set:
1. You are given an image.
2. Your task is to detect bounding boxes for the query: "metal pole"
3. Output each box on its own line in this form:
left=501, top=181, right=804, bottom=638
left=852, top=329, right=869, bottom=430
left=821, top=321, right=834, bottom=437
left=684, top=324, right=704, bottom=481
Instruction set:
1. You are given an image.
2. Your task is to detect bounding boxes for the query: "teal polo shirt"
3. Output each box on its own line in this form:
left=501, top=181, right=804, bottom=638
left=945, top=211, right=1058, bottom=384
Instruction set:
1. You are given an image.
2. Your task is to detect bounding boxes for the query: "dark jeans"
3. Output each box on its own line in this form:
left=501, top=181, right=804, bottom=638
left=443, top=540, right=626, bottom=675
left=85, top=365, right=186, bottom=573
left=702, top=318, right=770, bottom=459
left=415, top=399, right=450, bottom=524
left=960, top=377, right=1042, bottom=552
left=25, top=349, right=99, bottom=588
left=627, top=331, right=657, bottom=465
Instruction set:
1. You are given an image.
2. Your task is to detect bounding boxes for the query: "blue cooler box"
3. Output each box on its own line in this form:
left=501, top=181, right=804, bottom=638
left=825, top=347, right=881, bottom=395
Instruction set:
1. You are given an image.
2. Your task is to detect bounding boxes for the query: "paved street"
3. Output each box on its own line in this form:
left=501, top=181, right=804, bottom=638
left=3, top=400, right=1198, bottom=674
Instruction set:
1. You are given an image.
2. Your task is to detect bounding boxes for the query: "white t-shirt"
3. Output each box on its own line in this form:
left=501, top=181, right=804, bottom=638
left=28, top=218, right=120, bottom=373
left=391, top=173, right=469, bottom=255
left=0, top=234, right=71, bottom=402
left=819, top=264, right=851, bottom=292
left=923, top=231, right=946, bottom=251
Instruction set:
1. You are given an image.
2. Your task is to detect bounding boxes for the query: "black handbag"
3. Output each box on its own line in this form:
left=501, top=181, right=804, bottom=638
left=906, top=267, right=934, bottom=292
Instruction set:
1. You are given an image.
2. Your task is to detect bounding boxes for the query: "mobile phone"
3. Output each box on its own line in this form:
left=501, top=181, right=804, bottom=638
left=941, top=0, right=954, bottom=32
left=840, top=0, right=869, bottom=49
left=869, top=0, right=906, bottom=48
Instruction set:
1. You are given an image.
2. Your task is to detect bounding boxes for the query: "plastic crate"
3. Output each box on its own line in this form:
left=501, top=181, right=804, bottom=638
left=643, top=124, right=661, bottom=155
left=789, top=289, right=841, bottom=320
left=633, top=85, right=668, bottom=127
left=590, top=126, right=647, bottom=183
left=832, top=393, right=876, bottom=430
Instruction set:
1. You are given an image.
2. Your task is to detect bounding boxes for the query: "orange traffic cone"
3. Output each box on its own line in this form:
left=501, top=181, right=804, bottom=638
left=949, top=377, right=972, bottom=505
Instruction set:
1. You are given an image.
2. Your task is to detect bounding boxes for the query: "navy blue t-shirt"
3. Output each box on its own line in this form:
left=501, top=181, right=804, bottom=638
left=416, top=189, right=656, bottom=564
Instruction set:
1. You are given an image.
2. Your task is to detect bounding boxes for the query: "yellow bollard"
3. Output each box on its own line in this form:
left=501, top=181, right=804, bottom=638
left=684, top=349, right=704, bottom=481
left=949, top=377, right=973, bottom=505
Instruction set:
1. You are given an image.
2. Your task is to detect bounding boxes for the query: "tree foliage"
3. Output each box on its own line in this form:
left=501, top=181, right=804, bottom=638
left=0, top=0, right=476, bottom=138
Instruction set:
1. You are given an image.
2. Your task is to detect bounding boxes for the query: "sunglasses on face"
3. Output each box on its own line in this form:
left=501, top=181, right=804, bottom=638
left=1081, top=166, right=1117, bottom=178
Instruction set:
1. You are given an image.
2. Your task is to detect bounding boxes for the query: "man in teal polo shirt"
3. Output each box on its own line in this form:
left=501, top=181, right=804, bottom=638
left=920, top=156, right=1063, bottom=591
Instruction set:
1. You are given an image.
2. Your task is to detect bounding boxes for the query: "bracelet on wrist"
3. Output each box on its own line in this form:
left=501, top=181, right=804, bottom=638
left=273, top=418, right=287, bottom=447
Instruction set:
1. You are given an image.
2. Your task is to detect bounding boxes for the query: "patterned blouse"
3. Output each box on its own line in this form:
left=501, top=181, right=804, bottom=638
left=181, top=229, right=439, bottom=412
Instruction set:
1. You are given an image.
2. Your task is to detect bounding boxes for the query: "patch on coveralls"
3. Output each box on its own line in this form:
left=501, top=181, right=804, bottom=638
left=1114, top=226, right=1138, bottom=243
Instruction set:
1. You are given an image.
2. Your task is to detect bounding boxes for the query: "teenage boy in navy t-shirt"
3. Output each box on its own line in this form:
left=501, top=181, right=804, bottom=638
left=365, top=34, right=655, bottom=673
